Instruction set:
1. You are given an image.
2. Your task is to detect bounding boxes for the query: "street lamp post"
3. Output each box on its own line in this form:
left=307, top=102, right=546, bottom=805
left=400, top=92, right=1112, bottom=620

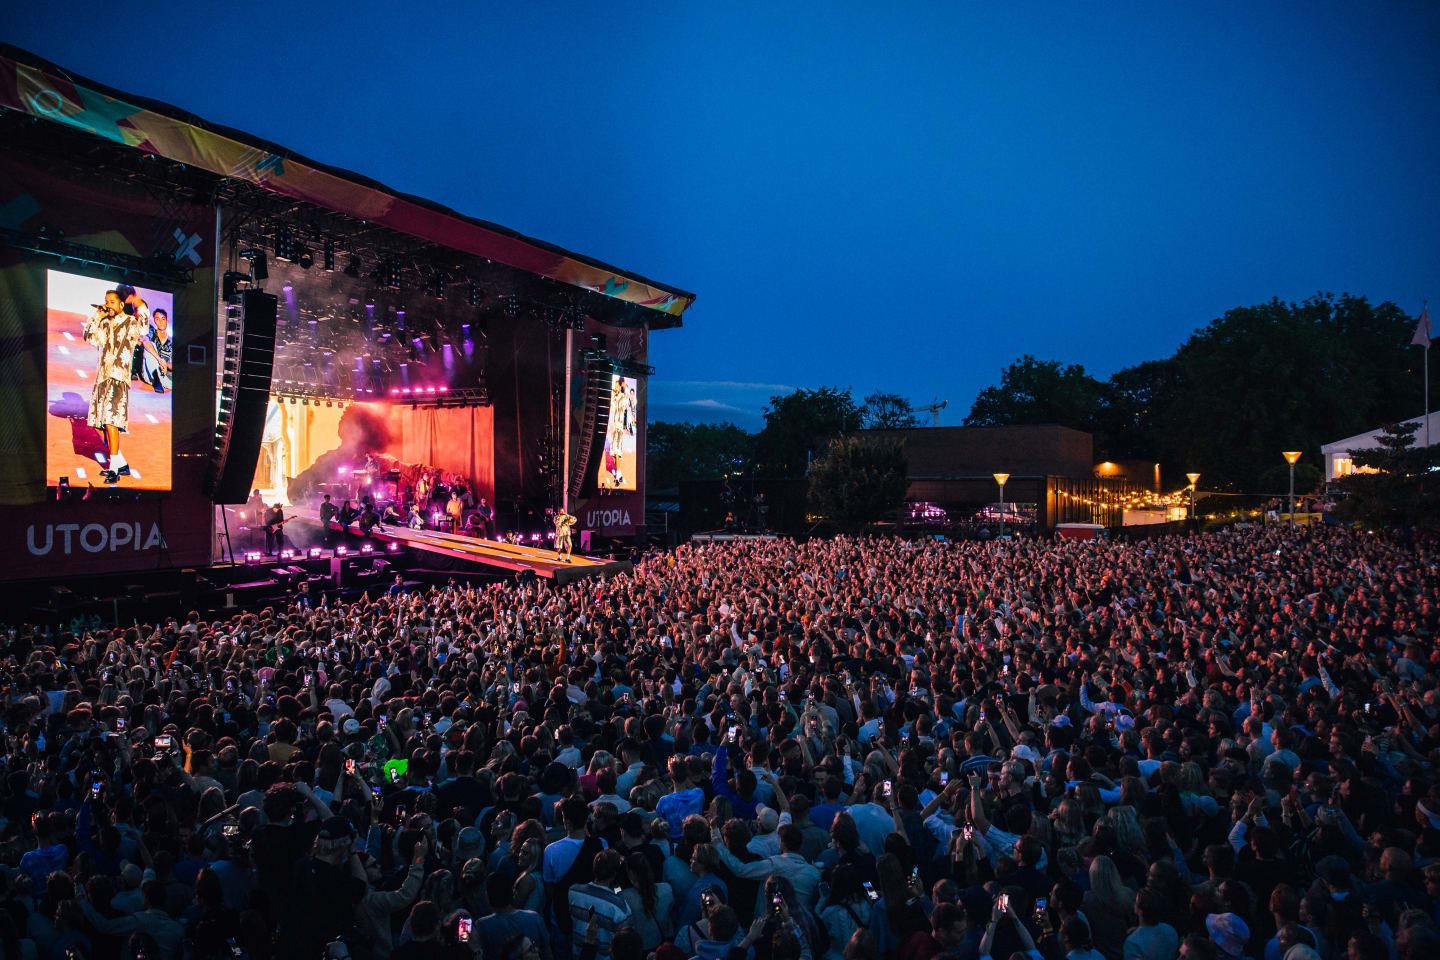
left=993, top=473, right=1010, bottom=538
left=1282, top=451, right=1302, bottom=526
left=1186, top=472, right=1200, bottom=527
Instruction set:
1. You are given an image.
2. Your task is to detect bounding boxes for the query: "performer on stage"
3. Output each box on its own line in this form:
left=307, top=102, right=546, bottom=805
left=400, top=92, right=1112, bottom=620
left=475, top=497, right=494, bottom=538
left=263, top=502, right=286, bottom=555
left=446, top=491, right=464, bottom=534
left=408, top=502, right=425, bottom=529
left=552, top=510, right=577, bottom=563
left=84, top=287, right=148, bottom=483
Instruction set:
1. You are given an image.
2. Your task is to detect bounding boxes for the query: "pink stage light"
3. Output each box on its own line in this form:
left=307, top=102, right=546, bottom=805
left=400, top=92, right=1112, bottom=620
left=280, top=548, right=296, bottom=559
left=387, top=543, right=400, bottom=553
left=336, top=546, right=349, bottom=556
left=308, top=547, right=324, bottom=558
left=426, top=386, right=436, bottom=393
left=390, top=389, right=400, bottom=396
left=244, top=551, right=262, bottom=562
left=438, top=386, right=449, bottom=392
left=360, top=543, right=375, bottom=554
left=338, top=467, right=348, bottom=475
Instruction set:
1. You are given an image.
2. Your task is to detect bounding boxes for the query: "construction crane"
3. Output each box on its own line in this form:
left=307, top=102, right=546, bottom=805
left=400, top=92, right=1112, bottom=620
left=910, top=398, right=947, bottom=427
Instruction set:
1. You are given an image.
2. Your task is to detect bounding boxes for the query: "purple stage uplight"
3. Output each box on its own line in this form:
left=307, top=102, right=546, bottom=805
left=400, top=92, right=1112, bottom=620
left=338, top=467, right=348, bottom=475
left=387, top=543, right=400, bottom=553
left=360, top=543, right=375, bottom=554
left=308, top=547, right=324, bottom=558
left=244, top=551, right=262, bottom=562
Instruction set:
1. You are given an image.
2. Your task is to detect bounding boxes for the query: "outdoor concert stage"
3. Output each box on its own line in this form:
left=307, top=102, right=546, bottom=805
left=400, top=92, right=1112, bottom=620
left=286, top=506, right=630, bottom=585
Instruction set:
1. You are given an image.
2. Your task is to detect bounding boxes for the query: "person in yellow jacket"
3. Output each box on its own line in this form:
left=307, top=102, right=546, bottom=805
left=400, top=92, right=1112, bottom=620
left=445, top=490, right=464, bottom=534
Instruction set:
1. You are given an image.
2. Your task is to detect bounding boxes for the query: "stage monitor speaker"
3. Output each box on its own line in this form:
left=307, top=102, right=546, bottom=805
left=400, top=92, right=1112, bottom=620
left=207, top=291, right=277, bottom=504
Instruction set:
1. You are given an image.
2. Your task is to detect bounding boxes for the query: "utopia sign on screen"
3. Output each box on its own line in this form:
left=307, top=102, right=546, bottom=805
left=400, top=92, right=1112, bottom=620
left=27, top=523, right=168, bottom=555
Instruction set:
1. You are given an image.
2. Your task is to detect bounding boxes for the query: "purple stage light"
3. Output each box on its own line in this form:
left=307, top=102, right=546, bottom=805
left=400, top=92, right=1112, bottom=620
left=244, top=551, right=262, bottom=562
left=338, top=467, right=348, bottom=475
left=280, top=548, right=296, bottom=559
left=308, top=547, right=324, bottom=558
left=336, top=546, right=349, bottom=556
left=387, top=543, right=400, bottom=553
left=360, top=543, right=375, bottom=554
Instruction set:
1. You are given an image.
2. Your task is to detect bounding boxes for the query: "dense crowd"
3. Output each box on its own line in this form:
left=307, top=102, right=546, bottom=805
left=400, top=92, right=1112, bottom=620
left=0, top=525, right=1437, bottom=960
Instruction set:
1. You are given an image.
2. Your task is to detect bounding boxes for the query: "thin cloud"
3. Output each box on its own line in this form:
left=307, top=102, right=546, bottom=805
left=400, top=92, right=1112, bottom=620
left=658, top=380, right=796, bottom=392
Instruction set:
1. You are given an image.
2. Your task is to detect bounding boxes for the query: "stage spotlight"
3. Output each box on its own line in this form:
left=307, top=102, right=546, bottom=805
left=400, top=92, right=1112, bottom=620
left=244, top=551, right=262, bottom=562
left=467, top=280, right=482, bottom=307
left=280, top=548, right=297, bottom=559
left=360, top=543, right=375, bottom=554
left=336, top=546, right=349, bottom=556
left=387, top=543, right=400, bottom=553
left=308, top=547, right=324, bottom=558
left=343, top=256, right=361, bottom=278
left=327, top=400, right=333, bottom=407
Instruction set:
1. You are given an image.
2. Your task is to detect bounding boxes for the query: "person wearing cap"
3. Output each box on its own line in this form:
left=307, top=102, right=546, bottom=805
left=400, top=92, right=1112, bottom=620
left=747, top=807, right=783, bottom=857
left=1206, top=913, right=1251, bottom=960
left=355, top=834, right=429, bottom=960
left=280, top=816, right=369, bottom=960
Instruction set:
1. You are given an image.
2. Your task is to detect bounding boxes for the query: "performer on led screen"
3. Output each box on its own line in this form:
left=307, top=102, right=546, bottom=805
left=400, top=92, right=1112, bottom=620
left=83, top=286, right=148, bottom=483
left=552, top=509, right=577, bottom=562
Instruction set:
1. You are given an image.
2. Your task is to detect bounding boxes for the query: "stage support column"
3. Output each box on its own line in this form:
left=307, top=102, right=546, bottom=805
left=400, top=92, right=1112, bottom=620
left=562, top=326, right=574, bottom=513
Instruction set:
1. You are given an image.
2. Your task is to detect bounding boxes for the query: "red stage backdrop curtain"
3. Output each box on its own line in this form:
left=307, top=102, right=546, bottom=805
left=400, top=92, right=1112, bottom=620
left=387, top=406, right=494, bottom=501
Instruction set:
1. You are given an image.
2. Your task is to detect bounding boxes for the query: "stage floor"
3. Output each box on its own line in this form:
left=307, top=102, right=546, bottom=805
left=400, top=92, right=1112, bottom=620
left=286, top=506, right=630, bottom=584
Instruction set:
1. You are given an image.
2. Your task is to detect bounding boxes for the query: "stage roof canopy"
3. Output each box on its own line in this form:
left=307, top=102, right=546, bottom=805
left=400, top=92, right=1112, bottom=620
left=0, top=44, right=694, bottom=327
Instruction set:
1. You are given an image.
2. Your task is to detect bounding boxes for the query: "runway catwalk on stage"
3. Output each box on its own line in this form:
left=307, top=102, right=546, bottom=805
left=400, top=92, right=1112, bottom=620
left=284, top=505, right=630, bottom=584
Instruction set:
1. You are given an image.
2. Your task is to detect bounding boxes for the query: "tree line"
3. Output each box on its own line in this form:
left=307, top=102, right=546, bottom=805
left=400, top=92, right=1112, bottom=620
left=648, top=293, right=1428, bottom=496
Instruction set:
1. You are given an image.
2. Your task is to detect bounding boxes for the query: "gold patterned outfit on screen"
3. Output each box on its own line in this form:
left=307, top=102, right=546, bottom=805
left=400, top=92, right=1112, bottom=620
left=84, top=305, right=146, bottom=431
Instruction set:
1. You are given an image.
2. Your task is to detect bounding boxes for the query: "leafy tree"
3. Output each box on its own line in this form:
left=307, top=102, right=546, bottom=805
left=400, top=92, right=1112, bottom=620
left=1257, top=461, right=1323, bottom=499
left=754, top=386, right=861, bottom=478
left=646, top=421, right=755, bottom=490
left=1332, top=421, right=1440, bottom=529
left=860, top=392, right=920, bottom=429
left=807, top=435, right=909, bottom=529
left=964, top=356, right=1108, bottom=437
left=1145, top=295, right=1419, bottom=490
left=964, top=295, right=1424, bottom=492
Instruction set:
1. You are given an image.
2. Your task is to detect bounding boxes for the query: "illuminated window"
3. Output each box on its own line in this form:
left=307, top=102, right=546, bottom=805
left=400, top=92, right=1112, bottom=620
left=1333, top=457, right=1353, bottom=477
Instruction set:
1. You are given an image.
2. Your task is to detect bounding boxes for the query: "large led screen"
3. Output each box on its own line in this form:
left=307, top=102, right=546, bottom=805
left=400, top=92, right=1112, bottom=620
left=46, top=270, right=174, bottom=490
left=597, top=374, right=638, bottom=491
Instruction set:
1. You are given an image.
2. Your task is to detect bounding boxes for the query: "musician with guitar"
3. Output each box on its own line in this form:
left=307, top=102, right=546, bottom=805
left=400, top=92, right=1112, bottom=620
left=263, top=502, right=290, bottom=555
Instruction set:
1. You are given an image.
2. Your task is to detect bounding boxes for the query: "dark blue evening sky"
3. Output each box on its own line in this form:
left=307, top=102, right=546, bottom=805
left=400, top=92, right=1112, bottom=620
left=8, top=3, right=1439, bottom=429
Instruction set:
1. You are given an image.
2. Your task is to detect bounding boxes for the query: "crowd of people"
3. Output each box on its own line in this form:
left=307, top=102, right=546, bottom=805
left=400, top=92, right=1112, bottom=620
left=0, top=524, right=1436, bottom=960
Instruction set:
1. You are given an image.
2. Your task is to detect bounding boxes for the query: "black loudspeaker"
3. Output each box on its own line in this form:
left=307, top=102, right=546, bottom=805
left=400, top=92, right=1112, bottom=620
left=207, top=291, right=277, bottom=504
